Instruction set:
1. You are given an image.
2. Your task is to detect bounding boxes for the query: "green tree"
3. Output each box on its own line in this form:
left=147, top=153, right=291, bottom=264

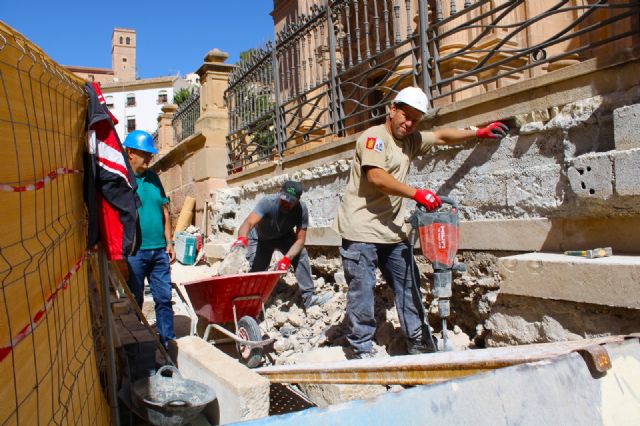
left=173, top=88, right=192, bottom=106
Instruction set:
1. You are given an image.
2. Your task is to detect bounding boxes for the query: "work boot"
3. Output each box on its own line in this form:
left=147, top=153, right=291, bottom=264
left=406, top=336, right=438, bottom=355
left=346, top=346, right=379, bottom=360
left=303, top=293, right=332, bottom=310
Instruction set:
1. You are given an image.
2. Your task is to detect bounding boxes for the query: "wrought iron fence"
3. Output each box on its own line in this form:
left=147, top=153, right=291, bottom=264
left=226, top=0, right=640, bottom=173
left=172, top=91, right=200, bottom=144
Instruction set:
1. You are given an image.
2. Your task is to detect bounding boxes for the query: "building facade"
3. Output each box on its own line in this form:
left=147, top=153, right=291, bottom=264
left=101, top=76, right=177, bottom=139
left=65, top=27, right=195, bottom=139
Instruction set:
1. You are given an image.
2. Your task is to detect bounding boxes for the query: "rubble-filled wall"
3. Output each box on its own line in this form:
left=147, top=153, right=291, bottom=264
left=216, top=89, right=640, bottom=240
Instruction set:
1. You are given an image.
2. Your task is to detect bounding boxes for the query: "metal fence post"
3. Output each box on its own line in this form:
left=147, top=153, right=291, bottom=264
left=271, top=47, right=284, bottom=155
left=418, top=0, right=433, bottom=107
left=326, top=0, right=343, bottom=136
left=98, top=246, right=120, bottom=426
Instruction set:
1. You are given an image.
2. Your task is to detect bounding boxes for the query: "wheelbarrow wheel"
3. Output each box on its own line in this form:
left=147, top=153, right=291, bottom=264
left=237, top=316, right=263, bottom=368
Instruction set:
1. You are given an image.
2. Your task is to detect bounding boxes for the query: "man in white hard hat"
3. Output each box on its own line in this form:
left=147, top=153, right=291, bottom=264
left=333, top=86, right=508, bottom=359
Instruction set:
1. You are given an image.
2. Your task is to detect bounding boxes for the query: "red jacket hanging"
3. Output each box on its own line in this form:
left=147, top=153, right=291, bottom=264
left=84, top=82, right=140, bottom=260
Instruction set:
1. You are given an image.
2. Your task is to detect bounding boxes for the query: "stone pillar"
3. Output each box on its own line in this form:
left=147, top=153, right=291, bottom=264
left=526, top=0, right=581, bottom=76
left=157, top=103, right=177, bottom=154
left=195, top=48, right=235, bottom=188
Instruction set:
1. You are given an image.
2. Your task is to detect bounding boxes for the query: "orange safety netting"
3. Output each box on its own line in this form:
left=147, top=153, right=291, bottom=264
left=0, top=21, right=110, bottom=425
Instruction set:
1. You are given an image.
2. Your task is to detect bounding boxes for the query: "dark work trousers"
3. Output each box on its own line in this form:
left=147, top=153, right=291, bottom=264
left=247, top=235, right=315, bottom=304
left=340, top=239, right=425, bottom=354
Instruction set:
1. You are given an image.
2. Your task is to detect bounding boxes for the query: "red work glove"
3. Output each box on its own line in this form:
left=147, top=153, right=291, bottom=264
left=276, top=256, right=291, bottom=271
left=476, top=122, right=509, bottom=139
left=231, top=236, right=248, bottom=250
left=412, top=189, right=442, bottom=211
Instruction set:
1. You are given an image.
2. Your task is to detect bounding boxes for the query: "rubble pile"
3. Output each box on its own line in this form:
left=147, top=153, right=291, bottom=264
left=257, top=251, right=501, bottom=366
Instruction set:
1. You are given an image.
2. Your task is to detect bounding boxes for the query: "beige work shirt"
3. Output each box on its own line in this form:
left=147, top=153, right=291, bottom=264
left=333, top=124, right=437, bottom=243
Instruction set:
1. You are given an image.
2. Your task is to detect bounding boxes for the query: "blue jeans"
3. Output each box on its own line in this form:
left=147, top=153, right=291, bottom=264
left=127, top=248, right=175, bottom=347
left=247, top=235, right=315, bottom=304
left=340, top=239, right=427, bottom=354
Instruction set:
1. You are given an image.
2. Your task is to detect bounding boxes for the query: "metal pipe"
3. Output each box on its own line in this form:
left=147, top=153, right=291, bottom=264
left=256, top=335, right=622, bottom=385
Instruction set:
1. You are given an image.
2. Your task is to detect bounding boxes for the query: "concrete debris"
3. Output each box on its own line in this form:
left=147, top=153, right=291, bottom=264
left=218, top=246, right=250, bottom=276
left=485, top=313, right=583, bottom=346
left=256, top=251, right=486, bottom=369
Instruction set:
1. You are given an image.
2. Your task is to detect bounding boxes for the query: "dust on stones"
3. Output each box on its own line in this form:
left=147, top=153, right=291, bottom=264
left=257, top=248, right=503, bottom=368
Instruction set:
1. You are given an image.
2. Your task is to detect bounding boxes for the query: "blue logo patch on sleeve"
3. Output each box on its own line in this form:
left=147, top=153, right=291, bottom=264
left=373, top=138, right=384, bottom=152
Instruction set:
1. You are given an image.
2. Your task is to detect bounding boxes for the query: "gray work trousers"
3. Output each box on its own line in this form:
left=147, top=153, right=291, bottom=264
left=340, top=239, right=426, bottom=354
left=247, top=235, right=315, bottom=304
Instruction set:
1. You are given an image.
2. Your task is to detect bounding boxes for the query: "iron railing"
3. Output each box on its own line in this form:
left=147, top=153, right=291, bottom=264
left=172, top=91, right=201, bottom=144
left=226, top=0, right=640, bottom=173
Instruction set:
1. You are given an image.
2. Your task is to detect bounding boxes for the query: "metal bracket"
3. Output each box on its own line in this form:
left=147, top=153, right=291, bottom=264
left=575, top=344, right=612, bottom=378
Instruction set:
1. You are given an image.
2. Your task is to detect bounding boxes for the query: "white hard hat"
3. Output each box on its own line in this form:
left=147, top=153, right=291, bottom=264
left=394, top=87, right=428, bottom=114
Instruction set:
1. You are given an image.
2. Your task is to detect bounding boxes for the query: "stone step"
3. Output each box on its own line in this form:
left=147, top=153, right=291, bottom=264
left=498, top=252, right=640, bottom=309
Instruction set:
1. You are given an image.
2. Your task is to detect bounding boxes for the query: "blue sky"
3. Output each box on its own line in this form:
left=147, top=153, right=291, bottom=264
left=1, top=0, right=275, bottom=78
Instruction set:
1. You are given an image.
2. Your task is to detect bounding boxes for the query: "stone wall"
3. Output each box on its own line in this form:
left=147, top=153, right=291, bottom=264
left=213, top=87, right=640, bottom=249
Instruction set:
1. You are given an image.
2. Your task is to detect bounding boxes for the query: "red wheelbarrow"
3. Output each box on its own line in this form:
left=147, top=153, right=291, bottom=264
left=175, top=271, right=286, bottom=368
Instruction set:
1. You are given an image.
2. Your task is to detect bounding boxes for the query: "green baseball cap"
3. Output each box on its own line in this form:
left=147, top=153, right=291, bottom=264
left=280, top=180, right=303, bottom=204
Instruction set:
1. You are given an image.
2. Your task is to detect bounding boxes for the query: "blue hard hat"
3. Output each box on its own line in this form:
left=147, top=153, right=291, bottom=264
left=123, top=130, right=158, bottom=154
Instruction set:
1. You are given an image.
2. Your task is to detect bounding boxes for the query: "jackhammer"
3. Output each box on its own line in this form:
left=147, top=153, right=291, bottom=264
left=408, top=196, right=465, bottom=352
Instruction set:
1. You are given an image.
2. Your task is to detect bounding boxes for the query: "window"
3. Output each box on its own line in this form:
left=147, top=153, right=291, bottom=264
left=119, top=36, right=123, bottom=44
left=126, top=93, right=136, bottom=107
left=105, top=96, right=114, bottom=109
left=122, top=57, right=127, bottom=62
left=127, top=117, right=136, bottom=133
left=126, top=37, right=130, bottom=45
left=157, top=90, right=168, bottom=104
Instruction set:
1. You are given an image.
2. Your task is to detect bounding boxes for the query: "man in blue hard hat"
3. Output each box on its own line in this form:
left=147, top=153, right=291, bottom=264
left=123, top=130, right=176, bottom=348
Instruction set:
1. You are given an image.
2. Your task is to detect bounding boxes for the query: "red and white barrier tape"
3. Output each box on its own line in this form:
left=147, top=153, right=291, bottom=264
left=0, top=251, right=88, bottom=363
left=0, top=167, right=81, bottom=193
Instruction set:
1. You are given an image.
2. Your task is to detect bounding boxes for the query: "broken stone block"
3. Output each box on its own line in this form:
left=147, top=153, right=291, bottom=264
left=334, top=271, right=347, bottom=286
left=288, top=312, right=303, bottom=327
left=294, top=347, right=388, bottom=406
left=613, top=103, right=640, bottom=150
left=306, top=305, right=322, bottom=319
left=218, top=247, right=250, bottom=276
left=566, top=153, right=613, bottom=199
left=204, top=241, right=232, bottom=261
left=613, top=149, right=640, bottom=196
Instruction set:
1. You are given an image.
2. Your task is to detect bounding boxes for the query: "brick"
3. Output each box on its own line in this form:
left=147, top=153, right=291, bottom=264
left=613, top=148, right=640, bottom=196
left=614, top=103, right=640, bottom=150
left=566, top=153, right=613, bottom=199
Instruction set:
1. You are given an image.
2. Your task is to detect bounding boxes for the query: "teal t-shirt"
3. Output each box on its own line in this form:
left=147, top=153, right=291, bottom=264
left=135, top=170, right=169, bottom=250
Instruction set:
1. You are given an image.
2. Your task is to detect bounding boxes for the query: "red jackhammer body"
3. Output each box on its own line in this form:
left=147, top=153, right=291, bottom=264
left=408, top=196, right=465, bottom=351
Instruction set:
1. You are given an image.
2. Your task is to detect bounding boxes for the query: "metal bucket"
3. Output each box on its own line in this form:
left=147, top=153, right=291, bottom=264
left=132, top=365, right=216, bottom=426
